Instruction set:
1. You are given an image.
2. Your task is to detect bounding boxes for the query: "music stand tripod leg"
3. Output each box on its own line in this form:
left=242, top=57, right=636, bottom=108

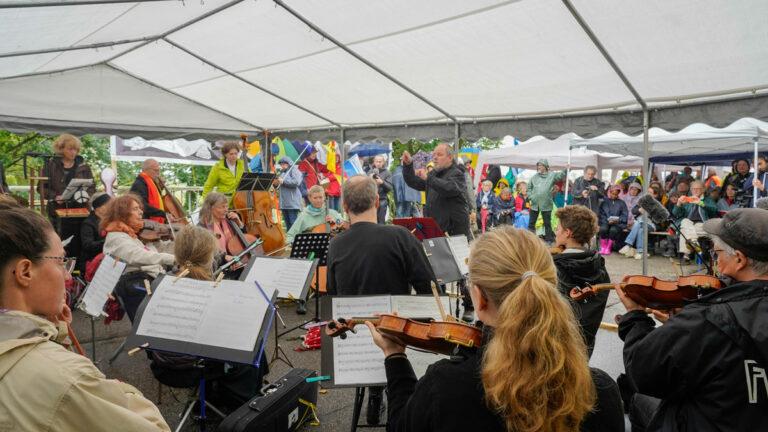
left=350, top=386, right=366, bottom=432
left=90, top=317, right=97, bottom=363
left=107, top=339, right=126, bottom=365
left=270, top=308, right=294, bottom=368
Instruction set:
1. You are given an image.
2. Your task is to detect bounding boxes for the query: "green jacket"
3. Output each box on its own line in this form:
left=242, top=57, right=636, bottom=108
left=672, top=196, right=718, bottom=222
left=202, top=159, right=246, bottom=198
left=527, top=170, right=566, bottom=211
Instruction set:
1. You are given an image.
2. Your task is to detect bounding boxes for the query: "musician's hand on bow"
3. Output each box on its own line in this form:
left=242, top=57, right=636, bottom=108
left=401, top=151, right=412, bottom=165
left=365, top=319, right=406, bottom=357
left=616, top=281, right=644, bottom=313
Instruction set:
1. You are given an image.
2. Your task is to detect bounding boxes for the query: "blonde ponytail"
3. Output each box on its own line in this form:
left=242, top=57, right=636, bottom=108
left=469, top=227, right=595, bottom=432
left=174, top=226, right=217, bottom=281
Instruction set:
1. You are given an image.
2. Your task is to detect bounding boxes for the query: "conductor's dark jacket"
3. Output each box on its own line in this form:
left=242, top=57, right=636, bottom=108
left=619, top=279, right=768, bottom=432
left=129, top=175, right=165, bottom=219
left=402, top=160, right=470, bottom=238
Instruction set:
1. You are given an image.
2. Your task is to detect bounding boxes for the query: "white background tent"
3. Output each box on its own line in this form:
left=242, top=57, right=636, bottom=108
left=473, top=133, right=642, bottom=186
left=1, top=0, right=767, bottom=142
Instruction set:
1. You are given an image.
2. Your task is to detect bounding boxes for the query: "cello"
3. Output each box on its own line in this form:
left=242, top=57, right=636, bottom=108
left=232, top=175, right=286, bottom=254
left=157, top=177, right=189, bottom=225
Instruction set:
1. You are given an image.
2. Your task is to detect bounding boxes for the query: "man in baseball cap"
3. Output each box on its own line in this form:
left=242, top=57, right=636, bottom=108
left=616, top=207, right=768, bottom=431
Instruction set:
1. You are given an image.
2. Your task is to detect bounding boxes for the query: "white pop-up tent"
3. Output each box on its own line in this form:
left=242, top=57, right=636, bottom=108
left=472, top=133, right=642, bottom=186
left=0, top=0, right=767, bottom=143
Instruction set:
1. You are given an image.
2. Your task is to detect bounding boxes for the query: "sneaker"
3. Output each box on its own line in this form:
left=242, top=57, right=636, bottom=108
left=618, top=245, right=631, bottom=255
left=625, top=247, right=636, bottom=258
left=634, top=252, right=646, bottom=260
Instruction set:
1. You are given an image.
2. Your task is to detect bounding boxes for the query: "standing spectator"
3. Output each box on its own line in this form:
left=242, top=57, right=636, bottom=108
left=475, top=180, right=496, bottom=232
left=703, top=167, right=722, bottom=191
left=527, top=159, right=566, bottom=242
left=274, top=156, right=303, bottom=230
left=392, top=165, right=421, bottom=218
left=597, top=185, right=628, bottom=255
left=484, top=164, right=502, bottom=191
left=721, top=158, right=751, bottom=195
left=572, top=165, right=604, bottom=214
left=366, top=155, right=393, bottom=224
left=621, top=182, right=643, bottom=227
left=202, top=141, right=247, bottom=200
left=744, top=154, right=768, bottom=205
left=672, top=180, right=718, bottom=260
left=401, top=143, right=470, bottom=238
left=664, top=166, right=693, bottom=191
left=298, top=147, right=341, bottom=210
left=459, top=160, right=476, bottom=228
left=718, top=184, right=740, bottom=214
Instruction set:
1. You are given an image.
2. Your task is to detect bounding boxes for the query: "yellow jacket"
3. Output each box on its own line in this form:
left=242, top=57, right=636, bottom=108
left=202, top=158, right=246, bottom=198
left=0, top=311, right=170, bottom=431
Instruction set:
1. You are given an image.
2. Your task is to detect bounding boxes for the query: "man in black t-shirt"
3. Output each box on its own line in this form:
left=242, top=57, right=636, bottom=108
left=326, top=176, right=433, bottom=296
left=326, top=175, right=434, bottom=425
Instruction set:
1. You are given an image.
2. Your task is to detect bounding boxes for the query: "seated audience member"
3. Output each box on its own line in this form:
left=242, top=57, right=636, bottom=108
left=674, top=178, right=690, bottom=196
left=621, top=182, right=642, bottom=227
left=197, top=192, right=245, bottom=278
left=665, top=191, right=680, bottom=215
left=597, top=185, right=628, bottom=255
left=619, top=185, right=661, bottom=260
left=0, top=206, right=170, bottom=431
left=368, top=226, right=624, bottom=432
left=553, top=205, right=610, bottom=357
left=326, top=176, right=433, bottom=297
left=708, top=185, right=722, bottom=203
left=649, top=180, right=668, bottom=206
left=744, top=154, right=768, bottom=204
left=721, top=158, right=751, bottom=195
left=718, top=184, right=740, bottom=214
left=495, top=187, right=515, bottom=225
left=286, top=185, right=343, bottom=244
left=618, top=208, right=768, bottom=431
left=672, top=180, right=718, bottom=260
left=149, top=226, right=267, bottom=410
left=475, top=180, right=496, bottom=232
left=514, top=181, right=530, bottom=212
left=101, top=194, right=175, bottom=321
left=80, top=193, right=111, bottom=270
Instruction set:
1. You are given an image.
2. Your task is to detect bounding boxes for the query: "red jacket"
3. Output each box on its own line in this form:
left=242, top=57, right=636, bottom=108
left=298, top=158, right=340, bottom=197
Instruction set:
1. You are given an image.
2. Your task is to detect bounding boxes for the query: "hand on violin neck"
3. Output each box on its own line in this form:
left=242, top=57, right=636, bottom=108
left=365, top=321, right=406, bottom=357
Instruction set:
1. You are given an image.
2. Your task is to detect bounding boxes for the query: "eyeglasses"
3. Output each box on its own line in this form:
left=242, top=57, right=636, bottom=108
left=711, top=249, right=725, bottom=262
left=39, top=256, right=76, bottom=274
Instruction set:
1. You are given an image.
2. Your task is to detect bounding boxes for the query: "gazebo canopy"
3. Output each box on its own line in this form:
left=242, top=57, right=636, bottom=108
left=1, top=0, right=767, bottom=141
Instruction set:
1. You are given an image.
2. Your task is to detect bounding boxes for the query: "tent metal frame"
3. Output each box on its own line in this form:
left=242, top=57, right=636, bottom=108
left=0, top=0, right=176, bottom=9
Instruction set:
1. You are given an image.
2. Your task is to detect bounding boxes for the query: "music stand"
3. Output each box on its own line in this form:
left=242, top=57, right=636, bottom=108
left=393, top=217, right=445, bottom=240
left=236, top=172, right=276, bottom=194
left=280, top=233, right=330, bottom=336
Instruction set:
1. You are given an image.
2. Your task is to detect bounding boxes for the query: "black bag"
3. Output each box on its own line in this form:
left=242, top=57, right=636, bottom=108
left=216, top=368, right=319, bottom=432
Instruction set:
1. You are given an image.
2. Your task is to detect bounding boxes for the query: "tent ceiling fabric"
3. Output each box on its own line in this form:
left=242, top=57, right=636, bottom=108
left=0, top=0, right=767, bottom=140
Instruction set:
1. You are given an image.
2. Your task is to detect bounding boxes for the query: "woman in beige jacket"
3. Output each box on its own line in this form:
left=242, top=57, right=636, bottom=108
left=0, top=206, right=170, bottom=431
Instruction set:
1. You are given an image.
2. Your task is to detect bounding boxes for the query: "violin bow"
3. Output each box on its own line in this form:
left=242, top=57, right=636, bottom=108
left=431, top=281, right=452, bottom=322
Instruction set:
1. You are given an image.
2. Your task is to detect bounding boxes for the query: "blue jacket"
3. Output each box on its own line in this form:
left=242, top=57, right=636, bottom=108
left=599, top=198, right=628, bottom=229
left=475, top=191, right=496, bottom=212
left=278, top=165, right=304, bottom=210
left=744, top=170, right=768, bottom=203
left=392, top=166, right=421, bottom=204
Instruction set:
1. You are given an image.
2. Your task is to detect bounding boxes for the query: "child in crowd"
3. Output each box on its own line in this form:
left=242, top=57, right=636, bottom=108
left=495, top=187, right=515, bottom=225
left=475, top=180, right=496, bottom=232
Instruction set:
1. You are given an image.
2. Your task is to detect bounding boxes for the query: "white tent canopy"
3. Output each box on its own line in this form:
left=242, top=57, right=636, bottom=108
left=570, top=117, right=768, bottom=164
left=1, top=0, right=767, bottom=140
left=472, top=133, right=642, bottom=186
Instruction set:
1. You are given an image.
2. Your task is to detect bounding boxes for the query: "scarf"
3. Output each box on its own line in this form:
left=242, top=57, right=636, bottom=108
left=104, top=221, right=141, bottom=238
left=305, top=204, right=325, bottom=217
left=139, top=172, right=165, bottom=224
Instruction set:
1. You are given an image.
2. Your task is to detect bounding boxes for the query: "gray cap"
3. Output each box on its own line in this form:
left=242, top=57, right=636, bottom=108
left=703, top=208, right=768, bottom=261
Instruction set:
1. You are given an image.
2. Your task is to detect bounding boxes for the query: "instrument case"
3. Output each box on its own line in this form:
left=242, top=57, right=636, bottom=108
left=216, top=368, right=318, bottom=432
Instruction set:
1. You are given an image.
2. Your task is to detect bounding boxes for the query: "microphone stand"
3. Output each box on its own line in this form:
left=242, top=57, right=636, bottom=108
left=664, top=216, right=713, bottom=275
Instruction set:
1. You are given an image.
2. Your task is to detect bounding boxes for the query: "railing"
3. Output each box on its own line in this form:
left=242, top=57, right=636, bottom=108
left=8, top=185, right=204, bottom=212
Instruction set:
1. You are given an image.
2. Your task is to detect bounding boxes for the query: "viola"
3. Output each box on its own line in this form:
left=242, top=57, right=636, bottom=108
left=569, top=274, right=723, bottom=309
left=325, top=314, right=483, bottom=356
left=138, top=220, right=182, bottom=243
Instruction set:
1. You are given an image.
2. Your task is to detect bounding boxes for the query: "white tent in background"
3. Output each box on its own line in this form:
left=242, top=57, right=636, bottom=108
left=472, top=133, right=642, bottom=186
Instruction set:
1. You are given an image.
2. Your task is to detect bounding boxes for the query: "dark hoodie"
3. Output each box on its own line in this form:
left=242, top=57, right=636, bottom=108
left=553, top=250, right=610, bottom=357
left=619, top=279, right=768, bottom=432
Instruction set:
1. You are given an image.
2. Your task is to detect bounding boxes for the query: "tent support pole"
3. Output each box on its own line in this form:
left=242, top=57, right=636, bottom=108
left=754, top=138, right=760, bottom=208
left=642, top=110, right=650, bottom=275
left=454, top=123, right=460, bottom=151
left=263, top=131, right=271, bottom=172
left=564, top=148, right=572, bottom=202
left=340, top=129, right=346, bottom=211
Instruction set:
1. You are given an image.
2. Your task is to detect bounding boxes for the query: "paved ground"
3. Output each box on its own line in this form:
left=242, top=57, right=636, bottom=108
left=70, top=253, right=702, bottom=431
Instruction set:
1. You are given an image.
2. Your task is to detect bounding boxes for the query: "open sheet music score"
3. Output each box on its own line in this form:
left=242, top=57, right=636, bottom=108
left=129, top=275, right=273, bottom=364
left=241, top=256, right=317, bottom=300
left=446, top=235, right=470, bottom=276
left=321, top=295, right=451, bottom=387
left=78, top=255, right=126, bottom=317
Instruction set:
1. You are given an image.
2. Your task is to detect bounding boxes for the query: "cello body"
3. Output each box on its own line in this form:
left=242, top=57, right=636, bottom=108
left=233, top=189, right=286, bottom=254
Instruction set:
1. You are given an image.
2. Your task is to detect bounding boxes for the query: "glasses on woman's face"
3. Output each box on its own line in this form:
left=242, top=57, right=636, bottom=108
left=39, top=256, right=76, bottom=274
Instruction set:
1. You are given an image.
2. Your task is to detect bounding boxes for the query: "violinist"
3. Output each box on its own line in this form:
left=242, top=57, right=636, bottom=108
left=553, top=205, right=610, bottom=357
left=368, top=226, right=624, bottom=432
left=285, top=185, right=343, bottom=244
left=129, top=159, right=167, bottom=224
left=101, top=194, right=175, bottom=321
left=618, top=208, right=768, bottom=432
left=198, top=192, right=246, bottom=277
left=202, top=141, right=247, bottom=200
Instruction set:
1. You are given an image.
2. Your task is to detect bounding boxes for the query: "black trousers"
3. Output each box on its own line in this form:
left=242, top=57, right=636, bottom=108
left=528, top=209, right=553, bottom=241
left=377, top=199, right=388, bottom=224
left=599, top=224, right=624, bottom=241
left=115, top=271, right=154, bottom=322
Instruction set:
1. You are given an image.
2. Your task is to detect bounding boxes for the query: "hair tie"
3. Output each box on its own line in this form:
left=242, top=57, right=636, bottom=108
left=520, top=271, right=538, bottom=281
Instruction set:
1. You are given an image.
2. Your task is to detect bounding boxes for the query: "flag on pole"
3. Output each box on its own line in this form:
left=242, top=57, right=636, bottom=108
left=343, top=155, right=365, bottom=178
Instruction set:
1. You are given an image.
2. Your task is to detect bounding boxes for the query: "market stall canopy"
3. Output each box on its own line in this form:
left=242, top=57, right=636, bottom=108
left=473, top=133, right=642, bottom=186
left=570, top=117, right=768, bottom=165
left=1, top=0, right=767, bottom=141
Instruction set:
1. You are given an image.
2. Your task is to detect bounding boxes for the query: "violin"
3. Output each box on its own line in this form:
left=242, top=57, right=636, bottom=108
left=157, top=177, right=189, bottom=225
left=325, top=314, right=483, bottom=356
left=569, top=274, right=723, bottom=310
left=225, top=217, right=263, bottom=270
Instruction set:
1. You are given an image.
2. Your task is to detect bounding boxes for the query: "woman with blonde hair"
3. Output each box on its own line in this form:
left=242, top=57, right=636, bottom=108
left=198, top=192, right=246, bottom=277
left=368, top=226, right=623, bottom=432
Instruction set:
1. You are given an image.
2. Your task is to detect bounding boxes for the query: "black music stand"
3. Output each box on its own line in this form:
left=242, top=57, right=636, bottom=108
left=393, top=217, right=445, bottom=240
left=236, top=172, right=276, bottom=194
left=279, top=232, right=330, bottom=336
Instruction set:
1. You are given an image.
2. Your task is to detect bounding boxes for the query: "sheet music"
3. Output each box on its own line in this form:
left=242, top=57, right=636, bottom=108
left=447, top=235, right=470, bottom=276
left=391, top=295, right=450, bottom=321
left=79, top=255, right=126, bottom=317
left=331, top=296, right=391, bottom=386
left=242, top=257, right=314, bottom=299
left=136, top=278, right=269, bottom=352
